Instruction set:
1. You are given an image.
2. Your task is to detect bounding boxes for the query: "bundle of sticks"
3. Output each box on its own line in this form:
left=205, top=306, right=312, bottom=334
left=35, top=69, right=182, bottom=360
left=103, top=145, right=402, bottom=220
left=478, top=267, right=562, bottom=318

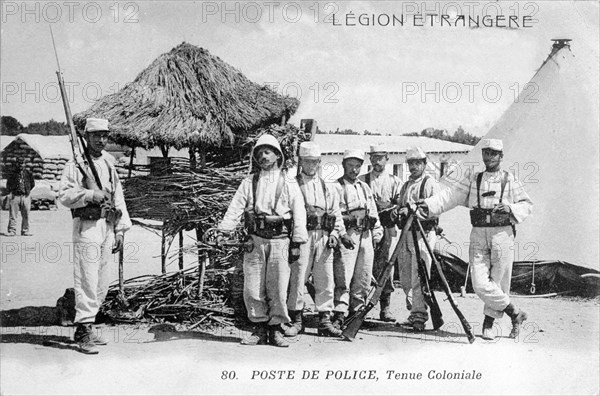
left=101, top=257, right=239, bottom=329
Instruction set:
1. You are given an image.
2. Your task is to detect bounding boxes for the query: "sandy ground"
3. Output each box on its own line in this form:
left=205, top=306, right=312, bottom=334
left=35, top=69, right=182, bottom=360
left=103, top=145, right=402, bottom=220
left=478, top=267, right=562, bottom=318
left=1, top=208, right=599, bottom=395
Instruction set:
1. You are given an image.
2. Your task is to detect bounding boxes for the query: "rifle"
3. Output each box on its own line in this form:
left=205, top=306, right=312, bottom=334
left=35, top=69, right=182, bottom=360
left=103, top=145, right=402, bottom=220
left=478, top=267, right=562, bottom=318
left=411, top=225, right=444, bottom=330
left=342, top=214, right=414, bottom=341
left=49, top=25, right=102, bottom=190
left=413, top=215, right=476, bottom=344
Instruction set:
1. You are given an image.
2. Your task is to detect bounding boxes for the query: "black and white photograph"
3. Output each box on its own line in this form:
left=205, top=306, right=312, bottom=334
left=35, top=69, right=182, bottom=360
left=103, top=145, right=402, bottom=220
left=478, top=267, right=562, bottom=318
left=1, top=1, right=598, bottom=394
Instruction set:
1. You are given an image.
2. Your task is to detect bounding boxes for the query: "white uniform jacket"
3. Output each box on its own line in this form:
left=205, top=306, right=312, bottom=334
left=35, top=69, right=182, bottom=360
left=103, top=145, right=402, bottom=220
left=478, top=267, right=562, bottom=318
left=58, top=152, right=132, bottom=235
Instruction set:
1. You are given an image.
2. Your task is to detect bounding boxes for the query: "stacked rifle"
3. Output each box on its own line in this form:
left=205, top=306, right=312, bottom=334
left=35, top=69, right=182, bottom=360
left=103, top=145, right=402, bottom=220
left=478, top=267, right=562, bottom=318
left=343, top=208, right=476, bottom=344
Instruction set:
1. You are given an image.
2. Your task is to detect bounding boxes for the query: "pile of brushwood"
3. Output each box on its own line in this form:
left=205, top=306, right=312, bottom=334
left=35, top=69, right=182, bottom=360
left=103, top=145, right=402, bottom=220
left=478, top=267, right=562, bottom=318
left=100, top=242, right=245, bottom=329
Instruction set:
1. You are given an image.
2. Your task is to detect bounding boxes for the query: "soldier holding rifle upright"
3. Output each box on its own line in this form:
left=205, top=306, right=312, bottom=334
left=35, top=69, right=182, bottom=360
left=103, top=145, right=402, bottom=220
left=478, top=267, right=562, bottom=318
left=217, top=135, right=307, bottom=348
left=419, top=139, right=533, bottom=340
left=394, top=147, right=440, bottom=332
left=59, top=118, right=132, bottom=354
left=360, top=144, right=405, bottom=322
left=284, top=142, right=347, bottom=338
left=331, top=149, right=383, bottom=329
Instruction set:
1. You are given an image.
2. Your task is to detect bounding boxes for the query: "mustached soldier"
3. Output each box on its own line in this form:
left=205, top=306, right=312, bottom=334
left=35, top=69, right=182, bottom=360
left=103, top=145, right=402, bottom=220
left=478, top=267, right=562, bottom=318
left=58, top=118, right=131, bottom=354
left=218, top=134, right=307, bottom=347
left=359, top=144, right=405, bottom=322
left=284, top=142, right=347, bottom=338
left=420, top=139, right=533, bottom=340
left=394, top=147, right=440, bottom=332
left=331, top=149, right=384, bottom=329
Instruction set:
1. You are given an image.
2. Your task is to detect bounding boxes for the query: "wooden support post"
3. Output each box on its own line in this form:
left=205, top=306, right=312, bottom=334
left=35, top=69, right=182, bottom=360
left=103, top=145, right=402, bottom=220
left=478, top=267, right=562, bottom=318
left=178, top=230, right=184, bottom=270
left=189, top=146, right=197, bottom=169
left=196, top=227, right=207, bottom=302
left=128, top=145, right=135, bottom=178
left=198, top=146, right=206, bottom=169
left=118, top=245, right=124, bottom=294
left=161, top=228, right=166, bottom=274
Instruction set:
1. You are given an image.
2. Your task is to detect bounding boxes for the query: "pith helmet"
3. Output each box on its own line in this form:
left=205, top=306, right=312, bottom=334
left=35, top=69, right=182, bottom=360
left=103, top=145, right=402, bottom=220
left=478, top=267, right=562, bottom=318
left=252, top=134, right=284, bottom=168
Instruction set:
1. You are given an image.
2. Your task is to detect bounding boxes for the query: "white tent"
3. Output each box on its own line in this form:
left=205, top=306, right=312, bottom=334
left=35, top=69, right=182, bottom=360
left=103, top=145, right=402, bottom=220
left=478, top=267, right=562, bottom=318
left=444, top=40, right=599, bottom=270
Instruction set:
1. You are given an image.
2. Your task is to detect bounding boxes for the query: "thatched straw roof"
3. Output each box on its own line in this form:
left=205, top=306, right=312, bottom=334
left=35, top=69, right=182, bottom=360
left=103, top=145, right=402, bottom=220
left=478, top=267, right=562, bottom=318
left=74, top=43, right=300, bottom=149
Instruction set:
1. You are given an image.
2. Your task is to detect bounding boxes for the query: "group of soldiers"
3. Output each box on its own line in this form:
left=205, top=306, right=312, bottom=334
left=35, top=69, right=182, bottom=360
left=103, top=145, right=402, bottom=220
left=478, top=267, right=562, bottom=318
left=218, top=134, right=533, bottom=348
left=58, top=119, right=533, bottom=354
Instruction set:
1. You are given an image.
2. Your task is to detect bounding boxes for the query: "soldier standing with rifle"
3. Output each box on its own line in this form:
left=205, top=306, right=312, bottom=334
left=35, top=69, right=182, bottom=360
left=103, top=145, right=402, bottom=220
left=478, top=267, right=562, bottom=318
left=332, top=149, right=383, bottom=329
left=284, top=142, right=347, bottom=338
left=359, top=144, right=405, bottom=322
left=394, top=147, right=440, bottom=332
left=217, top=135, right=307, bottom=347
left=59, top=118, right=132, bottom=354
left=419, top=139, right=533, bottom=340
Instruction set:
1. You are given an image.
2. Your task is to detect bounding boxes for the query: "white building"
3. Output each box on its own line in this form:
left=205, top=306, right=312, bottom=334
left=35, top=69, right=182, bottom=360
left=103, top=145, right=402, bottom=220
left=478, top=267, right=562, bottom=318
left=312, top=134, right=472, bottom=182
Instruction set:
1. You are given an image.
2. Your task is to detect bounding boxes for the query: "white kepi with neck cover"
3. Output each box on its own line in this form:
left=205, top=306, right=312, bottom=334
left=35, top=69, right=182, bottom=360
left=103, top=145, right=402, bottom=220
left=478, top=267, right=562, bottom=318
left=444, top=39, right=599, bottom=271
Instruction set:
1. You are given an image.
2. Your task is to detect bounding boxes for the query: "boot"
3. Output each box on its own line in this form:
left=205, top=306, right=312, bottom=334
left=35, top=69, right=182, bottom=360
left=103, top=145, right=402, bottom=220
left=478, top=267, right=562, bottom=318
left=411, top=321, right=425, bottom=332
left=240, top=322, right=268, bottom=346
left=482, top=315, right=496, bottom=340
left=89, top=327, right=108, bottom=345
left=283, top=310, right=303, bottom=337
left=331, top=311, right=345, bottom=330
left=74, top=324, right=99, bottom=355
left=379, top=293, right=395, bottom=322
left=318, top=312, right=343, bottom=337
left=504, top=303, right=528, bottom=339
left=268, top=325, right=289, bottom=348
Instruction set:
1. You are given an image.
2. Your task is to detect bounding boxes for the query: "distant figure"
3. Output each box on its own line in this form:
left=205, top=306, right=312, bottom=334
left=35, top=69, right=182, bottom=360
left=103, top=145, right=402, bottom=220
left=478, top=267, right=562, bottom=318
left=6, top=158, right=35, bottom=236
left=419, top=139, right=533, bottom=340
left=59, top=118, right=132, bottom=355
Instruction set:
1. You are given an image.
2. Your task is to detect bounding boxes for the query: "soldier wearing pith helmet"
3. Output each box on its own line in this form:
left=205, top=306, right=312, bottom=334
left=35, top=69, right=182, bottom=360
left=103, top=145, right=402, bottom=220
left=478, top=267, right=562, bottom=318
left=218, top=134, right=308, bottom=347
left=419, top=138, right=533, bottom=340
left=58, top=118, right=132, bottom=354
left=331, top=149, right=383, bottom=330
left=359, top=144, right=404, bottom=322
left=284, top=142, right=347, bottom=338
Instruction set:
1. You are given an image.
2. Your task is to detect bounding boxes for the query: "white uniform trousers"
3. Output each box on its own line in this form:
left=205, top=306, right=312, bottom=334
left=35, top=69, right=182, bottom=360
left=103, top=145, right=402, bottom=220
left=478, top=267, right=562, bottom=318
left=73, top=218, right=114, bottom=324
left=401, top=229, right=437, bottom=324
left=333, top=229, right=374, bottom=313
left=287, top=229, right=334, bottom=313
left=243, top=235, right=291, bottom=325
left=469, top=226, right=514, bottom=319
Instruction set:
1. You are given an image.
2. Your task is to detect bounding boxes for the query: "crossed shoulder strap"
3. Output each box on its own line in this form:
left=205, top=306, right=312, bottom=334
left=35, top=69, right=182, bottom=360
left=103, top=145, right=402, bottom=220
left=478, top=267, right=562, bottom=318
left=419, top=175, right=430, bottom=200
left=297, top=174, right=328, bottom=211
left=252, top=171, right=285, bottom=214
left=476, top=171, right=509, bottom=207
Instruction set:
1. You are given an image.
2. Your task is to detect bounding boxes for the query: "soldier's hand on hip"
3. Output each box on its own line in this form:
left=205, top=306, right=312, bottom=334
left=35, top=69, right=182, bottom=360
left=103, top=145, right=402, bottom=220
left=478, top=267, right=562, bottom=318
left=112, top=234, right=124, bottom=254
left=91, top=190, right=110, bottom=204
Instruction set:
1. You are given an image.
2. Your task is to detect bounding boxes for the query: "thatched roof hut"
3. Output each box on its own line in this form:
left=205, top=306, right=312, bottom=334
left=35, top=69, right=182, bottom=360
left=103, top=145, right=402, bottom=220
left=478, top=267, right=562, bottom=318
left=74, top=43, right=300, bottom=150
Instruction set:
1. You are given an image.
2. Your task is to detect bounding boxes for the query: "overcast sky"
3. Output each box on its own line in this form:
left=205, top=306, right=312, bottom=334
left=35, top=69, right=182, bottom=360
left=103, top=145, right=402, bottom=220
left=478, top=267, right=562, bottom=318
left=1, top=1, right=598, bottom=136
